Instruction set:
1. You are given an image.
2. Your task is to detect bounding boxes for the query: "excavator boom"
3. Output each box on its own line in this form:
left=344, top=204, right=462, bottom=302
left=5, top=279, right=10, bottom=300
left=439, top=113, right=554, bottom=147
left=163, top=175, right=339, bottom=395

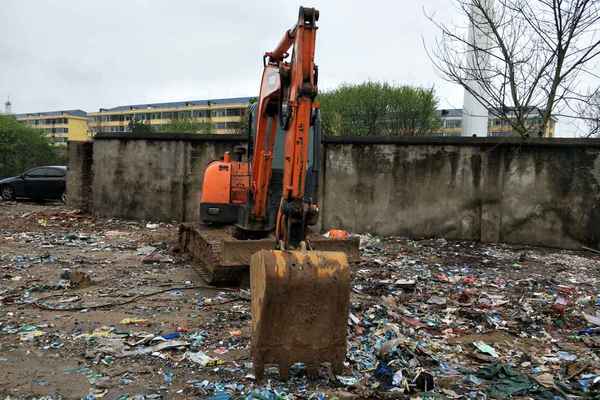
left=242, top=6, right=320, bottom=249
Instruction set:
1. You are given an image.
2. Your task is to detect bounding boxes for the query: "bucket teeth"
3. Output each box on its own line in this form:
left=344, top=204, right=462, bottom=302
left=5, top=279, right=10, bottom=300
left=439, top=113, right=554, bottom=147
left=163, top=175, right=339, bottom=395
left=250, top=249, right=351, bottom=380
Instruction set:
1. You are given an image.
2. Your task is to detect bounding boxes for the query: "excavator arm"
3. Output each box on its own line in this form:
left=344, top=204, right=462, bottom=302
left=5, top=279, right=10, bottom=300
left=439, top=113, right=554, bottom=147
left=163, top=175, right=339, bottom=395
left=248, top=7, right=350, bottom=382
left=247, top=6, right=319, bottom=250
left=186, top=6, right=351, bottom=380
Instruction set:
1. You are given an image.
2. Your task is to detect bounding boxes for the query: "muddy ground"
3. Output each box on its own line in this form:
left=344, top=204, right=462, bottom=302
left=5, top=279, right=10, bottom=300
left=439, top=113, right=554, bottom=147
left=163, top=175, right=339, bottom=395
left=1, top=202, right=599, bottom=399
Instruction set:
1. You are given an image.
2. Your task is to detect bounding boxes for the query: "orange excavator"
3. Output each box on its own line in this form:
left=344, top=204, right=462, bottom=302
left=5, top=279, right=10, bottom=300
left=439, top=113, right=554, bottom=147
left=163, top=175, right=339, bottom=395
left=179, top=6, right=357, bottom=379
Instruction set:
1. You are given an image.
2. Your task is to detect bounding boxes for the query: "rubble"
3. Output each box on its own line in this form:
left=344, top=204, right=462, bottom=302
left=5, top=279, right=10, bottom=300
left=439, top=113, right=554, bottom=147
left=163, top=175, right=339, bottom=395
left=1, top=201, right=600, bottom=399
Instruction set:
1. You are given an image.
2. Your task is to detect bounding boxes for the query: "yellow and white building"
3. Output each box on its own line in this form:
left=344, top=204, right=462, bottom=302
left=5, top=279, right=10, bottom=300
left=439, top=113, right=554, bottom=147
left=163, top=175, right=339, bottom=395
left=88, top=97, right=253, bottom=135
left=436, top=108, right=557, bottom=137
left=15, top=110, right=90, bottom=145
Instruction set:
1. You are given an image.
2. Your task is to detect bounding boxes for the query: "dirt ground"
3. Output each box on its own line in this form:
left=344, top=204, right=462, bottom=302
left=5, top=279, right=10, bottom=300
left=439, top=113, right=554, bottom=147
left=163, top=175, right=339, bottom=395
left=1, top=202, right=599, bottom=399
left=0, top=202, right=250, bottom=399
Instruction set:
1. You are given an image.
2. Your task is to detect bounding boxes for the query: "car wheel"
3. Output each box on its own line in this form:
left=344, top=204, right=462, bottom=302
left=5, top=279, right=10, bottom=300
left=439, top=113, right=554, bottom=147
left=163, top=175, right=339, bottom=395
left=1, top=185, right=15, bottom=201
left=61, top=192, right=67, bottom=204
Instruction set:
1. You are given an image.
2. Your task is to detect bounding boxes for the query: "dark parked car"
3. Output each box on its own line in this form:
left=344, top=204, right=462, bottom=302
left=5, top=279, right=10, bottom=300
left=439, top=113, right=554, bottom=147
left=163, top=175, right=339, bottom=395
left=0, top=166, right=67, bottom=202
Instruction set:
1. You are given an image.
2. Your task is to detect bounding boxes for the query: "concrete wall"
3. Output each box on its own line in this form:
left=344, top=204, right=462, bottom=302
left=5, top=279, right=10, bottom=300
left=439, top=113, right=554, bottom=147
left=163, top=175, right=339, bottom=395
left=66, top=141, right=94, bottom=212
left=90, top=133, right=245, bottom=222
left=321, top=137, right=600, bottom=249
left=69, top=134, right=600, bottom=250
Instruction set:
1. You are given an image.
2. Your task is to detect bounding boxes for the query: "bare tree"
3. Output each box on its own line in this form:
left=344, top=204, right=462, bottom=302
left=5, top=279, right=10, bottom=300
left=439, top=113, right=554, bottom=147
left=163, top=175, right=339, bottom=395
left=428, top=0, right=600, bottom=137
left=577, top=87, right=600, bottom=136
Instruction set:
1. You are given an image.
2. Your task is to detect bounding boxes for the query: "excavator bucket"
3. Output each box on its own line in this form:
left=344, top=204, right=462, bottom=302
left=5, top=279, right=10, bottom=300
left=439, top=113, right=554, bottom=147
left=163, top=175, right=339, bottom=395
left=250, top=249, right=350, bottom=380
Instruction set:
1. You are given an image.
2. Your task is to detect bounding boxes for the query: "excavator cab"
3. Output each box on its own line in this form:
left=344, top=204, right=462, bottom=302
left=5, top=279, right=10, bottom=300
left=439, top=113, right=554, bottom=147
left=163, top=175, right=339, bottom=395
left=199, top=103, right=319, bottom=230
left=236, top=103, right=320, bottom=233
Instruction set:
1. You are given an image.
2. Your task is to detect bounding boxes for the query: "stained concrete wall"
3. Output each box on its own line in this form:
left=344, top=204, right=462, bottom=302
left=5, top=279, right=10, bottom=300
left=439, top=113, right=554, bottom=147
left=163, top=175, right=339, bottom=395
left=66, top=141, right=94, bottom=212
left=90, top=133, right=245, bottom=222
left=321, top=137, right=600, bottom=249
left=70, top=134, right=600, bottom=250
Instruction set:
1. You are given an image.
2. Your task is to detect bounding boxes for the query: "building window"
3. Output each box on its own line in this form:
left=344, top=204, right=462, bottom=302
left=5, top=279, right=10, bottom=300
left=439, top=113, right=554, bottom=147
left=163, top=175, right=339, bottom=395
left=226, top=108, right=242, bottom=116
left=211, top=109, right=227, bottom=117
left=177, top=111, right=192, bottom=119
left=444, top=119, right=461, bottom=129
left=193, top=110, right=209, bottom=118
left=214, top=123, right=226, bottom=129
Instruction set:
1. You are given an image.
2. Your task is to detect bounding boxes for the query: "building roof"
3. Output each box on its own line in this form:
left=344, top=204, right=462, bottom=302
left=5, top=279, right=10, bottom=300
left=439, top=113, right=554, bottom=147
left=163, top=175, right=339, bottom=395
left=15, top=109, right=87, bottom=118
left=97, top=97, right=254, bottom=112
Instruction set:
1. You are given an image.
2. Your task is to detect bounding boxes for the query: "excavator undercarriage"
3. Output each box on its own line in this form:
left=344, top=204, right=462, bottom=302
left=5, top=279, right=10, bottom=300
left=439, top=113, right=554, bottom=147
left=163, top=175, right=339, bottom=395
left=178, top=223, right=359, bottom=285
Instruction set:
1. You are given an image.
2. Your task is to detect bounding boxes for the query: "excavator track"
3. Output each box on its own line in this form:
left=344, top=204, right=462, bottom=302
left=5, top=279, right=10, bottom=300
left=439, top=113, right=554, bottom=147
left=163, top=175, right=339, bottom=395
left=178, top=223, right=360, bottom=285
left=178, top=224, right=243, bottom=284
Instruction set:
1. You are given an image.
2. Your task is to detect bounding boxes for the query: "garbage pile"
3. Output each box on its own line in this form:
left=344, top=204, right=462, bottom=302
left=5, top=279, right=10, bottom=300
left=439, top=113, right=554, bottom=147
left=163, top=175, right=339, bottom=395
left=1, top=202, right=600, bottom=399
left=340, top=235, right=600, bottom=399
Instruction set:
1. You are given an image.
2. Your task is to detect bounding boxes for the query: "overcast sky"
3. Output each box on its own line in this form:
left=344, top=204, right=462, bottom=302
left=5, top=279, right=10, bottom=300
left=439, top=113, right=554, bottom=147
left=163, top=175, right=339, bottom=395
left=0, top=1, right=595, bottom=136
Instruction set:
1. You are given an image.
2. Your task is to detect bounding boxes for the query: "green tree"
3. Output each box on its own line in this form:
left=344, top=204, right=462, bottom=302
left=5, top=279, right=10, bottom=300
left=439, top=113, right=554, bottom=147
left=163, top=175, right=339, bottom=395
left=129, top=119, right=155, bottom=134
left=318, top=82, right=441, bottom=136
left=158, top=117, right=214, bottom=134
left=0, top=115, right=66, bottom=178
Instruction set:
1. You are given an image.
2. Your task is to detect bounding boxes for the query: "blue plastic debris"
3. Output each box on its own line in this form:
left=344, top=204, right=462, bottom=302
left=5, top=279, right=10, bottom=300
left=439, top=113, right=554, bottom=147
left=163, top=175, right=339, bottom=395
left=159, top=332, right=181, bottom=340
left=209, top=391, right=232, bottom=400
left=245, top=388, right=288, bottom=400
left=578, top=374, right=600, bottom=392
left=577, top=327, right=600, bottom=336
left=557, top=351, right=577, bottom=362
left=374, top=361, right=394, bottom=390
left=163, top=370, right=174, bottom=385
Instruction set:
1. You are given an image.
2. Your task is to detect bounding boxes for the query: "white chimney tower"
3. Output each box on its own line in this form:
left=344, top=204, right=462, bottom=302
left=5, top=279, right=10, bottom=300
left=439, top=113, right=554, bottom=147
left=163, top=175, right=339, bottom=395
left=462, top=0, right=494, bottom=136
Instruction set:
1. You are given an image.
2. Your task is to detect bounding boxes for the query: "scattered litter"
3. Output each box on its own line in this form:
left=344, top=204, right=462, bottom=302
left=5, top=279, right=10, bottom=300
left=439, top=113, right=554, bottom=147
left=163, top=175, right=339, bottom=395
left=120, top=340, right=188, bottom=357
left=473, top=341, right=499, bottom=358
left=60, top=270, right=94, bottom=288
left=186, top=351, right=222, bottom=367
left=19, top=329, right=45, bottom=341
left=155, top=332, right=181, bottom=341
left=336, top=375, right=358, bottom=386
left=136, top=245, right=157, bottom=256
left=324, top=229, right=350, bottom=240
left=583, top=312, right=600, bottom=326
left=2, top=204, right=600, bottom=399
left=120, top=318, right=148, bottom=325
left=427, top=295, right=447, bottom=305
left=163, top=370, right=174, bottom=385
